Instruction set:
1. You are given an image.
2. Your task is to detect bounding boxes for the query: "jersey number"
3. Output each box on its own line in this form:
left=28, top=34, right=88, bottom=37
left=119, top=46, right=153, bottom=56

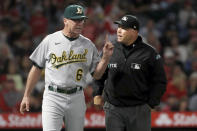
left=76, top=69, right=83, bottom=81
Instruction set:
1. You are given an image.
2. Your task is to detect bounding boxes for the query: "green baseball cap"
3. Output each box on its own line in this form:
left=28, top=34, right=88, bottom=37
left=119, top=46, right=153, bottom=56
left=64, top=5, right=88, bottom=20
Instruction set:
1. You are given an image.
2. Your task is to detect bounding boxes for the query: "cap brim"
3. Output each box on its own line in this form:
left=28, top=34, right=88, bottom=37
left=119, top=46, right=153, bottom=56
left=114, top=20, right=130, bottom=29
left=114, top=20, right=122, bottom=25
left=70, top=16, right=88, bottom=20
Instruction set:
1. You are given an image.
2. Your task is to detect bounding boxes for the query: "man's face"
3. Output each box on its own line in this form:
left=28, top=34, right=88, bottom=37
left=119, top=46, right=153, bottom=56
left=64, top=18, right=85, bottom=35
left=116, top=25, right=138, bottom=44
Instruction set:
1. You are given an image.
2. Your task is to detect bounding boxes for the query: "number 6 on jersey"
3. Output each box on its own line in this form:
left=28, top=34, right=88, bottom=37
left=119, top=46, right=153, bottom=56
left=76, top=68, right=83, bottom=81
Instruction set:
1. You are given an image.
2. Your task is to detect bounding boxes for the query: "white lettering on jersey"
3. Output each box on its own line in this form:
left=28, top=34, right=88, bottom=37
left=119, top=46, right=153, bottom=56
left=108, top=63, right=117, bottom=68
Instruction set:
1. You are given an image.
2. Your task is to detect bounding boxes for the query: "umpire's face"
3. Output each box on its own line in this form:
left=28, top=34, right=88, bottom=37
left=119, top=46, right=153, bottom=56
left=117, top=25, right=138, bottom=45
left=64, top=18, right=85, bottom=37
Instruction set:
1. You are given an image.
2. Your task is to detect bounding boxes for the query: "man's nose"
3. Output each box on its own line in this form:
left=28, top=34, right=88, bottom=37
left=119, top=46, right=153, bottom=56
left=117, top=28, right=122, bottom=33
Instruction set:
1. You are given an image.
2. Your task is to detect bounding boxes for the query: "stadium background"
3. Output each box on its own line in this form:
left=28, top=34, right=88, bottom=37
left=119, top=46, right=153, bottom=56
left=0, top=0, right=197, bottom=130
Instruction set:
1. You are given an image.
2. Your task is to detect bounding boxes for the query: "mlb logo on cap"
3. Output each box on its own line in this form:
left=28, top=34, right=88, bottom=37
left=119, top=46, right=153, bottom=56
left=122, top=16, right=128, bottom=21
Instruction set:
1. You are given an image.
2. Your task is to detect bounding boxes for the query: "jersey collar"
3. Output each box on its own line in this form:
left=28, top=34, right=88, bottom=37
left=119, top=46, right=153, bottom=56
left=62, top=32, right=79, bottom=41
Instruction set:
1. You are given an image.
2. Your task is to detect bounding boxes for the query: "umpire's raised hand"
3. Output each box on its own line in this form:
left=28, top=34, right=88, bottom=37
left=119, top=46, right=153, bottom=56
left=93, top=34, right=114, bottom=80
left=102, top=34, right=114, bottom=60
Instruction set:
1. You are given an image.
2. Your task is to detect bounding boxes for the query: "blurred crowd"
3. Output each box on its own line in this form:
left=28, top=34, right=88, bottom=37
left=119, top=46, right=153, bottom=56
left=0, top=0, right=197, bottom=113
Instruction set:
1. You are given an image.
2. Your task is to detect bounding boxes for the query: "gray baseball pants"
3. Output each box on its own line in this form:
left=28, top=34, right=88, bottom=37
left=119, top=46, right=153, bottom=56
left=42, top=88, right=86, bottom=131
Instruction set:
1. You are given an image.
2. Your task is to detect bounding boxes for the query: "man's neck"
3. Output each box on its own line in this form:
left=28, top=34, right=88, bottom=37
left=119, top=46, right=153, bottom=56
left=62, top=28, right=79, bottom=38
left=125, top=36, right=138, bottom=46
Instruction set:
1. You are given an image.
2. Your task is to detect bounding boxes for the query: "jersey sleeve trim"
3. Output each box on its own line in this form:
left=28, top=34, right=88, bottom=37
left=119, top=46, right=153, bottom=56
left=29, top=59, right=44, bottom=69
left=90, top=71, right=94, bottom=76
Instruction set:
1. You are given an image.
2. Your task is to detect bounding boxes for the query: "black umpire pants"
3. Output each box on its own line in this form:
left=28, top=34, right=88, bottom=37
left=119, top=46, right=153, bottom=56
left=103, top=101, right=151, bottom=131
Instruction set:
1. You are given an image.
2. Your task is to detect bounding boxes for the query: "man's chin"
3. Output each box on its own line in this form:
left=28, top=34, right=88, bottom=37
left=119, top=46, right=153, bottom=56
left=75, top=30, right=82, bottom=34
left=117, top=39, right=122, bottom=42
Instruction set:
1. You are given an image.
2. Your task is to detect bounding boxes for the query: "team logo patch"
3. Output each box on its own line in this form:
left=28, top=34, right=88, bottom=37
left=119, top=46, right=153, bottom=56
left=156, top=54, right=161, bottom=60
left=76, top=7, right=82, bottom=14
left=131, top=63, right=141, bottom=69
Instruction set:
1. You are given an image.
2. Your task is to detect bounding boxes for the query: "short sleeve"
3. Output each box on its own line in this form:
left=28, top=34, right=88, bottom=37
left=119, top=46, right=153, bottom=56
left=89, top=45, right=101, bottom=74
left=29, top=35, right=49, bottom=68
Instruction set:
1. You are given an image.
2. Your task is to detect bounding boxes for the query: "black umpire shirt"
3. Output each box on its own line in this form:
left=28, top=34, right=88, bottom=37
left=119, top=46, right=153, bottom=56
left=93, top=36, right=167, bottom=108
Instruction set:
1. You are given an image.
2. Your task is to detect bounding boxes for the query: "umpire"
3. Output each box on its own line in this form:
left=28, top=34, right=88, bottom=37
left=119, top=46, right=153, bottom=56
left=93, top=15, right=167, bottom=131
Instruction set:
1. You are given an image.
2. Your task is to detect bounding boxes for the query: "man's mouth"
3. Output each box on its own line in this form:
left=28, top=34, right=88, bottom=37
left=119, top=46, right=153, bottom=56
left=117, top=35, right=122, bottom=38
left=75, top=27, right=82, bottom=30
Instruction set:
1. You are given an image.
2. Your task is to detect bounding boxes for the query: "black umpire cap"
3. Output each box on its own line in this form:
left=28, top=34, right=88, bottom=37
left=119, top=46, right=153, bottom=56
left=114, top=15, right=139, bottom=30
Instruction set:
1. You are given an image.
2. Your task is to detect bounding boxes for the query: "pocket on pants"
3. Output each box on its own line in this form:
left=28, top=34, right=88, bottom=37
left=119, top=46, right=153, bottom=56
left=103, top=102, right=109, bottom=110
left=103, top=101, right=116, bottom=111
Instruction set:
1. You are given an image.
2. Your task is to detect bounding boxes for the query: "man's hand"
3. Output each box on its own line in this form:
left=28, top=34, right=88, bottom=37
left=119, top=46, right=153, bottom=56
left=93, top=34, right=114, bottom=80
left=94, top=95, right=104, bottom=106
left=20, top=96, right=30, bottom=114
left=102, top=35, right=114, bottom=60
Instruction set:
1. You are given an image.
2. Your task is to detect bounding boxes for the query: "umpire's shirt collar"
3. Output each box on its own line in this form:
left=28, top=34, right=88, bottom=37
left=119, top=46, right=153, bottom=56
left=116, top=36, right=143, bottom=57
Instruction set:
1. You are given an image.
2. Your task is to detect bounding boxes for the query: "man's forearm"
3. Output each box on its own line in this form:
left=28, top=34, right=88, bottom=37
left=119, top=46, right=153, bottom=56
left=23, top=66, right=42, bottom=97
left=93, top=35, right=113, bottom=80
left=93, top=57, right=109, bottom=80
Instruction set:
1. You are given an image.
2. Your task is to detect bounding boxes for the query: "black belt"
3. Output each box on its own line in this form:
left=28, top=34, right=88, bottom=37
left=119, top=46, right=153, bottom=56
left=48, top=85, right=82, bottom=94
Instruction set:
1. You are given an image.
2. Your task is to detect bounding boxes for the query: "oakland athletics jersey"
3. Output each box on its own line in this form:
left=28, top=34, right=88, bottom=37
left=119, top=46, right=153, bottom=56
left=30, top=31, right=100, bottom=89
